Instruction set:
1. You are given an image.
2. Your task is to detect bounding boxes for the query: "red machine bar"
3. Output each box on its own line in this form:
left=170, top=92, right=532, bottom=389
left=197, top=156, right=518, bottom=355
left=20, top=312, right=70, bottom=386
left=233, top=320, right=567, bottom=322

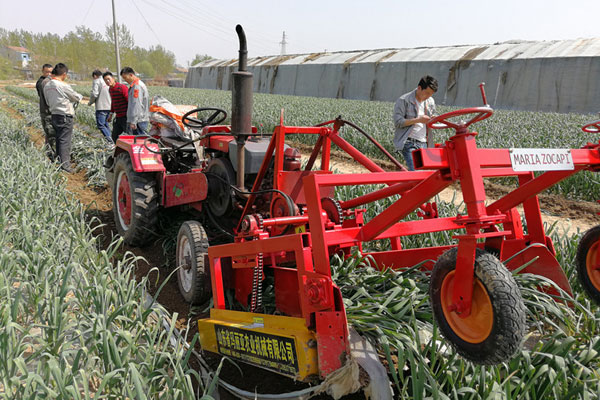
left=339, top=181, right=418, bottom=210
left=328, top=132, right=386, bottom=173
left=281, top=126, right=326, bottom=135
left=324, top=217, right=466, bottom=246
left=262, top=215, right=309, bottom=227
left=418, top=147, right=600, bottom=170
left=487, top=167, right=583, bottom=214
left=360, top=171, right=452, bottom=242
left=314, top=171, right=435, bottom=186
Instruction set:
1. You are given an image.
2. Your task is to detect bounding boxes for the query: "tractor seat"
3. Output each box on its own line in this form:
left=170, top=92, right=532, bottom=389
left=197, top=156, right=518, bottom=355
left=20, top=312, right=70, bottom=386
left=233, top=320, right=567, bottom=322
left=160, top=136, right=197, bottom=152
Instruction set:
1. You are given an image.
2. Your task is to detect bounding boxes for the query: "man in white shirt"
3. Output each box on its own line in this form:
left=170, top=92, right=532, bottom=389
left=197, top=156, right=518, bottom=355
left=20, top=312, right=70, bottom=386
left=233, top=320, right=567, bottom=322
left=43, top=63, right=83, bottom=173
left=88, top=70, right=113, bottom=145
left=392, top=75, right=438, bottom=171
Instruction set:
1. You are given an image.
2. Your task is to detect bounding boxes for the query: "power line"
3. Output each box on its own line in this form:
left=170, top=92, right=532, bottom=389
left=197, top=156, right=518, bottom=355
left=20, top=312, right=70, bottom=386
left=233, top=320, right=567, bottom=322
left=130, top=0, right=163, bottom=47
left=138, top=0, right=275, bottom=56
left=138, top=0, right=236, bottom=44
left=179, top=0, right=316, bottom=54
left=171, top=0, right=280, bottom=54
left=81, top=0, right=96, bottom=25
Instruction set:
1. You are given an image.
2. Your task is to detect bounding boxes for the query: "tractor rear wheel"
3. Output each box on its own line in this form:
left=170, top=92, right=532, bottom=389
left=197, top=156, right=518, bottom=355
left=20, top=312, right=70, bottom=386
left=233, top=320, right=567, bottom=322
left=176, top=221, right=212, bottom=305
left=112, top=153, right=159, bottom=247
left=206, top=158, right=236, bottom=217
left=430, top=248, right=526, bottom=364
left=576, top=225, right=600, bottom=303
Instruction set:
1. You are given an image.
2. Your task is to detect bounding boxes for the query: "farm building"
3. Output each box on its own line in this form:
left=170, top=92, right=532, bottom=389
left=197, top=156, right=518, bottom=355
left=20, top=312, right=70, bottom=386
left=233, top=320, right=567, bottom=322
left=0, top=45, right=31, bottom=68
left=185, top=38, right=600, bottom=114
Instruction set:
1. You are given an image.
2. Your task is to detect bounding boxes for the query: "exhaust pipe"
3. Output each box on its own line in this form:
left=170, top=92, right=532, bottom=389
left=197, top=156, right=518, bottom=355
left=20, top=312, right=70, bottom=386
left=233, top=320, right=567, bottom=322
left=231, top=24, right=253, bottom=190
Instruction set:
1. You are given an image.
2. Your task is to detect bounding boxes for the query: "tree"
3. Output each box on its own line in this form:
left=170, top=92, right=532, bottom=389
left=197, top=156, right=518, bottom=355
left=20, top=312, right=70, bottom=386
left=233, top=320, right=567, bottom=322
left=190, top=53, right=213, bottom=66
left=137, top=60, right=155, bottom=79
left=0, top=55, right=19, bottom=79
left=104, top=23, right=135, bottom=50
left=147, top=45, right=176, bottom=77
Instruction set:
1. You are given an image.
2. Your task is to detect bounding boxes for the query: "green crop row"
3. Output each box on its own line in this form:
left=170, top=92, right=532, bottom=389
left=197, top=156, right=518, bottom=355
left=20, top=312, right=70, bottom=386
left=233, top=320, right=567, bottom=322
left=92, top=85, right=600, bottom=202
left=333, top=183, right=600, bottom=399
left=0, top=109, right=215, bottom=399
left=3, top=88, right=110, bottom=188
left=4, top=85, right=600, bottom=398
left=11, top=84, right=600, bottom=202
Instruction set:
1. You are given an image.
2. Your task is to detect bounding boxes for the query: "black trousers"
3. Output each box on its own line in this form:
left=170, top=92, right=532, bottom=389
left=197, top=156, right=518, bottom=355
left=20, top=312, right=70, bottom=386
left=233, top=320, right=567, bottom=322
left=40, top=112, right=56, bottom=157
left=112, top=116, right=128, bottom=143
left=51, top=114, right=74, bottom=170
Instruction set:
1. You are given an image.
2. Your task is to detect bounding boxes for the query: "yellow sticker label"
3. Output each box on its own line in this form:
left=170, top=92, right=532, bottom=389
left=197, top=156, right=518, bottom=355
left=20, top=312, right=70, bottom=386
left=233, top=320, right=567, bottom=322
left=294, top=225, right=306, bottom=234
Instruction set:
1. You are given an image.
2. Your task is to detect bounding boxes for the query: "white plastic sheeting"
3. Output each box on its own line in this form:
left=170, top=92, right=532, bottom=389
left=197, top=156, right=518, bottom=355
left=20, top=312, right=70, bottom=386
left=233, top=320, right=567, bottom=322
left=185, top=39, right=600, bottom=113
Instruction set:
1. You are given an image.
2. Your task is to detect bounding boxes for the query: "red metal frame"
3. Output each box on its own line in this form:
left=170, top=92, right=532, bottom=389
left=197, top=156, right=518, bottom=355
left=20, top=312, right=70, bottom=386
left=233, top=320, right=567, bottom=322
left=205, top=112, right=600, bottom=377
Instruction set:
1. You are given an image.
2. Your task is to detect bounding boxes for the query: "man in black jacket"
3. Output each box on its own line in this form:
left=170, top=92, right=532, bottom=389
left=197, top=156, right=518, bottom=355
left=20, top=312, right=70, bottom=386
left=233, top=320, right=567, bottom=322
left=35, top=63, right=56, bottom=160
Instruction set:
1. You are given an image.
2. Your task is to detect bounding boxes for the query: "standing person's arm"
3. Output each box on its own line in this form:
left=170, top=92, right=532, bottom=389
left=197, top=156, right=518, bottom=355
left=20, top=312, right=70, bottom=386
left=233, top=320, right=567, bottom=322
left=64, top=84, right=83, bottom=104
left=428, top=99, right=436, bottom=118
left=128, top=86, right=143, bottom=129
left=426, top=99, right=436, bottom=148
left=403, top=113, right=430, bottom=126
left=88, top=79, right=99, bottom=106
left=395, top=96, right=430, bottom=127
left=36, top=78, right=43, bottom=98
left=393, top=98, right=408, bottom=129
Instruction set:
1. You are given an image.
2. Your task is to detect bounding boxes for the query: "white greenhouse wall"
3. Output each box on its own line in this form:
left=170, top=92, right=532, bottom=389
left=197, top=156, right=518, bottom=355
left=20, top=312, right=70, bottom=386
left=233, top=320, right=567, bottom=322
left=185, top=39, right=600, bottom=114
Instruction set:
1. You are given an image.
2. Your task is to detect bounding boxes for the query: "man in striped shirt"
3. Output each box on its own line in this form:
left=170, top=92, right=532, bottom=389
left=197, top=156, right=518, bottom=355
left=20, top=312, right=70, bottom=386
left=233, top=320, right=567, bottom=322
left=102, top=71, right=129, bottom=143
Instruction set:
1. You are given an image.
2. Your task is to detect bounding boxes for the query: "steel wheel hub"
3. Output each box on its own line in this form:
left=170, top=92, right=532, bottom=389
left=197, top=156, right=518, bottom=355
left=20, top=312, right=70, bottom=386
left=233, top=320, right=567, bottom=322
left=586, top=241, right=600, bottom=292
left=440, top=270, right=494, bottom=344
left=177, top=235, right=193, bottom=292
left=116, top=170, right=131, bottom=229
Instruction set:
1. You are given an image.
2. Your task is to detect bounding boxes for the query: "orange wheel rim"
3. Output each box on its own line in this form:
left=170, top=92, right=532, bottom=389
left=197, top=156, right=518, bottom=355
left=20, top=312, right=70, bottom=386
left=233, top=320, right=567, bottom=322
left=586, top=241, right=600, bottom=292
left=440, top=271, right=493, bottom=344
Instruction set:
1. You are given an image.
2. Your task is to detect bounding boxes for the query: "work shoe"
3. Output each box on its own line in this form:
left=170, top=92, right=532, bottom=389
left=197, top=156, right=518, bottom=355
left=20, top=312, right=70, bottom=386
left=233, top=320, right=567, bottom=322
left=61, top=167, right=74, bottom=174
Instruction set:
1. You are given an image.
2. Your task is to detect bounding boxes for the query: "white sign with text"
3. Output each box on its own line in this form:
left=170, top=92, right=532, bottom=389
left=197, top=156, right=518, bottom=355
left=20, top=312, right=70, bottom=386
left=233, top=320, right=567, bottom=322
left=509, top=148, right=574, bottom=171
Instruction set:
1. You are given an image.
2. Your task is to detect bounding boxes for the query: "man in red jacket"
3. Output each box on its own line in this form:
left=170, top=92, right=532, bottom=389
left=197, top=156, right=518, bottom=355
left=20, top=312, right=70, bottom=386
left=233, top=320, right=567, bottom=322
left=102, top=71, right=129, bottom=143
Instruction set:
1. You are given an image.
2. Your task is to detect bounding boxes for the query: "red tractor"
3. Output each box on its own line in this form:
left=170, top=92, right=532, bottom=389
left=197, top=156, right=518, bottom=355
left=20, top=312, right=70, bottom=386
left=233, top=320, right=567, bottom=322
left=107, top=24, right=600, bottom=393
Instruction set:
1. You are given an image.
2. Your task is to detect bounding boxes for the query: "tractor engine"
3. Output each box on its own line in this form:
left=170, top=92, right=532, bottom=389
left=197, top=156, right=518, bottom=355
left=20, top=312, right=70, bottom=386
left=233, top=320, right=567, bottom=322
left=205, top=137, right=301, bottom=233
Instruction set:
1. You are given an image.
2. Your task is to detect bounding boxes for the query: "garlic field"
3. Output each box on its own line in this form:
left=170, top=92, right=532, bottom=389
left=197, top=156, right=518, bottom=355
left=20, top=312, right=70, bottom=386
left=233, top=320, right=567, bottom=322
left=2, top=85, right=600, bottom=399
left=0, top=103, right=208, bottom=398
left=81, top=85, right=600, bottom=202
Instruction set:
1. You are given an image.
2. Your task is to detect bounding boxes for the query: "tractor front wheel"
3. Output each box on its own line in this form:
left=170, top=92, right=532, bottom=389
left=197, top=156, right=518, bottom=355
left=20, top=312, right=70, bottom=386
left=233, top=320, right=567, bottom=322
left=176, top=221, right=212, bottom=305
left=112, top=153, right=159, bottom=247
left=430, top=248, right=526, bottom=364
left=576, top=225, right=600, bottom=303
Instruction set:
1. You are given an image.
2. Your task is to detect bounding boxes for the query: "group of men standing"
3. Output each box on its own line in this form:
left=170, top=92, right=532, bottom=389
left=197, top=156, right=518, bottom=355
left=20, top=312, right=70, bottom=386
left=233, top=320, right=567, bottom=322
left=35, top=62, right=435, bottom=173
left=35, top=63, right=149, bottom=173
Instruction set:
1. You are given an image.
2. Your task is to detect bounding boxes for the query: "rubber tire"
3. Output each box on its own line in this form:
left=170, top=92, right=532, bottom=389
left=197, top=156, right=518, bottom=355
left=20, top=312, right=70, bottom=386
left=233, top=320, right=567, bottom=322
left=176, top=221, right=212, bottom=305
left=576, top=225, right=600, bottom=304
left=112, top=152, right=159, bottom=247
left=430, top=248, right=526, bottom=365
left=206, top=157, right=236, bottom=217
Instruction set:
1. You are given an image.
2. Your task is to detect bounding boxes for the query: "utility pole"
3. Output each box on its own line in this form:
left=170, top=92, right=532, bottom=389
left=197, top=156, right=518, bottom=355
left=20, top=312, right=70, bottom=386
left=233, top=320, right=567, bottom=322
left=279, top=31, right=287, bottom=55
left=111, top=0, right=122, bottom=82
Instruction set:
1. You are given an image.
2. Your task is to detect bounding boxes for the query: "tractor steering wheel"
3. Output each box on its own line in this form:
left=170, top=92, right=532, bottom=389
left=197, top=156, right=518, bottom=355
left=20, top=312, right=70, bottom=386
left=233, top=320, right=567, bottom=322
left=582, top=119, right=600, bottom=133
left=182, top=107, right=227, bottom=129
left=427, top=107, right=494, bottom=132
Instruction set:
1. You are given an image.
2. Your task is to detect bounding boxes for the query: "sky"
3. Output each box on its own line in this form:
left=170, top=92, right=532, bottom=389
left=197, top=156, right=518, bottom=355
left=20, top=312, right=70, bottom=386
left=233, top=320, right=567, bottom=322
left=1, top=0, right=600, bottom=67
